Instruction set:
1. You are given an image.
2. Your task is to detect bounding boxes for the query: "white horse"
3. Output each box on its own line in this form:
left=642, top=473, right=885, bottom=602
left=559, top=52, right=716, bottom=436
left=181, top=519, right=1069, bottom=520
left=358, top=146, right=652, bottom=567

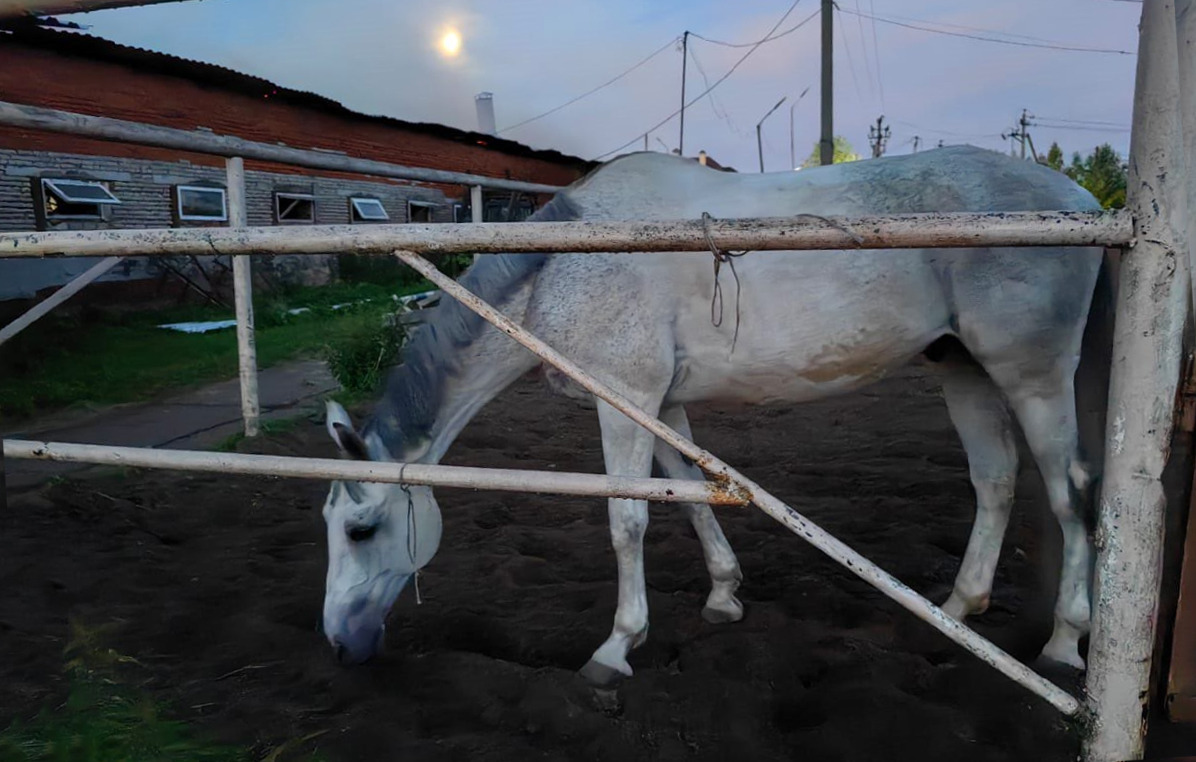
left=319, top=145, right=1105, bottom=685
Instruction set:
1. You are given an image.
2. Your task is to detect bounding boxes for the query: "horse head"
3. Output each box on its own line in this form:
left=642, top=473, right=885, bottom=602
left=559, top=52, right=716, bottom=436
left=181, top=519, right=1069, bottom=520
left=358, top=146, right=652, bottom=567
left=320, top=400, right=442, bottom=665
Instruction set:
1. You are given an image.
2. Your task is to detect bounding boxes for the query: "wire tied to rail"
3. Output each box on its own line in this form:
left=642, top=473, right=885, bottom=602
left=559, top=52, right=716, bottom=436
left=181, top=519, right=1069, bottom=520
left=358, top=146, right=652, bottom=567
left=701, top=211, right=865, bottom=352
left=398, top=465, right=422, bottom=605
left=701, top=211, right=750, bottom=352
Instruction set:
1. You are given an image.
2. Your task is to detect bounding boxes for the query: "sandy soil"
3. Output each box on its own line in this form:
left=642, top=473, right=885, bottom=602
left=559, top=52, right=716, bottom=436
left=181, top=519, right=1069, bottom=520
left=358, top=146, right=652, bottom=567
left=1, top=364, right=1097, bottom=761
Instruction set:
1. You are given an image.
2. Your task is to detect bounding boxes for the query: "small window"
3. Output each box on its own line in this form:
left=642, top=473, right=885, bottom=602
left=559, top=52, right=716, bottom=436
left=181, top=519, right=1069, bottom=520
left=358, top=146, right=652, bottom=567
left=42, top=178, right=121, bottom=220
left=177, top=185, right=228, bottom=222
left=350, top=197, right=389, bottom=222
left=408, top=201, right=435, bottom=223
left=275, top=192, right=315, bottom=224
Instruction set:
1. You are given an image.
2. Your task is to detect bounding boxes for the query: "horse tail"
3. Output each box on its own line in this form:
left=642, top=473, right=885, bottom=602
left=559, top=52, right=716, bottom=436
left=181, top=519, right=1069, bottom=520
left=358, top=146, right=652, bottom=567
left=1073, top=246, right=1120, bottom=527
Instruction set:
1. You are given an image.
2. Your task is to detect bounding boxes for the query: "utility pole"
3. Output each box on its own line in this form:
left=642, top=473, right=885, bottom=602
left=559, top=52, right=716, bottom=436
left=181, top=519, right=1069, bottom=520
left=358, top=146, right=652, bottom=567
left=1001, top=108, right=1032, bottom=160
left=912, top=135, right=921, bottom=153
left=756, top=95, right=787, bottom=172
left=679, top=31, right=689, bottom=157
left=819, top=0, right=833, bottom=166
left=868, top=115, right=891, bottom=158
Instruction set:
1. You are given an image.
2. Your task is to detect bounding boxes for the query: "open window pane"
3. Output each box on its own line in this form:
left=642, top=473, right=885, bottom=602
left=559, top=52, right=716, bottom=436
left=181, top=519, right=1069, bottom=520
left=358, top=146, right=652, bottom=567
left=276, top=192, right=315, bottom=223
left=350, top=197, right=389, bottom=222
left=177, top=186, right=227, bottom=222
left=408, top=201, right=434, bottom=223
left=43, top=179, right=121, bottom=204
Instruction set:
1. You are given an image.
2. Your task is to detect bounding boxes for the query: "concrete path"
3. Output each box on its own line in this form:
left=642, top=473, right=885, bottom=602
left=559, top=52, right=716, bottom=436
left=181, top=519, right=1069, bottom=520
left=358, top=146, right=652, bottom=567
left=2, top=359, right=339, bottom=491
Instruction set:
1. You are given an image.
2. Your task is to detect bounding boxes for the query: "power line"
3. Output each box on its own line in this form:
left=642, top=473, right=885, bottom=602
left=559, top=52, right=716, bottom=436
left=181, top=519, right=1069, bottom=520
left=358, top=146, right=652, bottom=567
left=871, top=10, right=1071, bottom=44
left=890, top=119, right=1002, bottom=139
left=838, top=8, right=1135, bottom=55
left=867, top=0, right=885, bottom=109
left=1033, top=122, right=1131, bottom=133
left=851, top=0, right=880, bottom=101
left=688, top=3, right=813, bottom=48
left=1032, top=115, right=1131, bottom=128
left=688, top=46, right=750, bottom=138
left=835, top=6, right=866, bottom=104
left=497, top=36, right=680, bottom=134
left=595, top=2, right=819, bottom=160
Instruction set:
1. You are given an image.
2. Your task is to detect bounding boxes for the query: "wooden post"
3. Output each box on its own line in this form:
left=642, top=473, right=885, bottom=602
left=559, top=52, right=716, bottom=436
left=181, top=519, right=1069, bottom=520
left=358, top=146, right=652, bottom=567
left=226, top=157, right=260, bottom=437
left=470, top=185, right=484, bottom=223
left=0, top=437, right=7, bottom=512
left=0, top=256, right=124, bottom=347
left=1178, top=0, right=1196, bottom=311
left=1084, top=1, right=1190, bottom=760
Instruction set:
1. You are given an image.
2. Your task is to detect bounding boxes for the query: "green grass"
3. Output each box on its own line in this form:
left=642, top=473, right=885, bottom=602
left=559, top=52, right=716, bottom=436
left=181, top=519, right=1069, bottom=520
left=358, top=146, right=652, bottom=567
left=0, top=278, right=429, bottom=422
left=0, top=620, right=325, bottom=762
left=214, top=415, right=307, bottom=452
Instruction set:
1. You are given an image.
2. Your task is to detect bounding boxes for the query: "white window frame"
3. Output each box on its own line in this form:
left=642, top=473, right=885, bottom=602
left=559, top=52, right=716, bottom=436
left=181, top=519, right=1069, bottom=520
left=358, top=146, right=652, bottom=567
left=407, top=200, right=436, bottom=223
left=41, top=178, right=121, bottom=220
left=349, top=197, right=389, bottom=222
left=275, top=192, right=315, bottom=224
left=176, top=185, right=228, bottom=222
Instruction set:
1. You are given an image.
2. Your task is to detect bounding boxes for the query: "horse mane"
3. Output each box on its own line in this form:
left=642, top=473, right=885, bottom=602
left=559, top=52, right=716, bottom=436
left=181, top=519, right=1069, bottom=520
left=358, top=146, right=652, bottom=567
left=364, top=191, right=583, bottom=454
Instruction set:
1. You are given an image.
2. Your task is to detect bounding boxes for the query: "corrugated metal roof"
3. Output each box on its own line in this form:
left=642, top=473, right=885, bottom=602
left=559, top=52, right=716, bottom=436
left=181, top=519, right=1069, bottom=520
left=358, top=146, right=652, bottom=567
left=0, top=21, right=597, bottom=171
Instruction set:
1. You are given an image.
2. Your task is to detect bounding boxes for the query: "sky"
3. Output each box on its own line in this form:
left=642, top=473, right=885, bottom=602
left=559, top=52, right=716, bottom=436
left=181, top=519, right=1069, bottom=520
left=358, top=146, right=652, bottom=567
left=58, top=0, right=1141, bottom=172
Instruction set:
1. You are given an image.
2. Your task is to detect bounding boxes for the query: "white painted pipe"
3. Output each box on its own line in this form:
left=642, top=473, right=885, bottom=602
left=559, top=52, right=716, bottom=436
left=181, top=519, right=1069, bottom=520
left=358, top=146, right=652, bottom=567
left=1, top=439, right=748, bottom=506
left=393, top=249, right=1084, bottom=717
left=226, top=158, right=260, bottom=438
left=0, top=211, right=1133, bottom=261
left=0, top=102, right=561, bottom=195
left=0, top=256, right=123, bottom=347
left=1177, top=0, right=1196, bottom=314
left=470, top=185, right=484, bottom=224
left=1084, top=0, right=1191, bottom=759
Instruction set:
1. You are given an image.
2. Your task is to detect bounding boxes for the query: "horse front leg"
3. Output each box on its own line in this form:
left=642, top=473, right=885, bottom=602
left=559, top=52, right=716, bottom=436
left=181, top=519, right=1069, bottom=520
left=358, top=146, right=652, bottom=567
left=579, top=398, right=660, bottom=687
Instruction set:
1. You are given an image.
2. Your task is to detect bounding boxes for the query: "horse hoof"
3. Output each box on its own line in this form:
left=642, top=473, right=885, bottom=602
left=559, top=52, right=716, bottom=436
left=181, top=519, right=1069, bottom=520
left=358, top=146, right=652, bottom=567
left=702, top=603, right=744, bottom=624
left=702, top=595, right=745, bottom=624
left=578, top=660, right=628, bottom=689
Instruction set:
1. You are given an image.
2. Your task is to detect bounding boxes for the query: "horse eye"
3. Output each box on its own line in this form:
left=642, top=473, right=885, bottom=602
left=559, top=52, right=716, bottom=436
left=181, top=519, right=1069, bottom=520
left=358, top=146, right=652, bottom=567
left=347, top=524, right=378, bottom=543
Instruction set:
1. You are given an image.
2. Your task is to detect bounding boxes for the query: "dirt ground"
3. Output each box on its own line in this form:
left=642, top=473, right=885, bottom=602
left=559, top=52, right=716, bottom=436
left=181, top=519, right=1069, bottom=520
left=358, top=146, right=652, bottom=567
left=1, top=363, right=1104, bottom=761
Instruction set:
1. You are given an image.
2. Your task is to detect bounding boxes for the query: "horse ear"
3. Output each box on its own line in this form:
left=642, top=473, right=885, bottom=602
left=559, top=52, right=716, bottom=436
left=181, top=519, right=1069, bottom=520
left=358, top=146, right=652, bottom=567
left=326, top=401, right=369, bottom=461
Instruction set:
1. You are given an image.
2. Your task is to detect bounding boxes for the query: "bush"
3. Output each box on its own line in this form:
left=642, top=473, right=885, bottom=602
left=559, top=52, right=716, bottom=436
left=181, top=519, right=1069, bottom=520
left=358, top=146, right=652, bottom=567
left=322, top=312, right=406, bottom=395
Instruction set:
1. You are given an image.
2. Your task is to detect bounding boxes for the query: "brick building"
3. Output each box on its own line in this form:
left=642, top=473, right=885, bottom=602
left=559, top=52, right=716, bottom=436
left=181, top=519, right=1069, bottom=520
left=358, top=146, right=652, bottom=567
left=0, top=22, right=593, bottom=303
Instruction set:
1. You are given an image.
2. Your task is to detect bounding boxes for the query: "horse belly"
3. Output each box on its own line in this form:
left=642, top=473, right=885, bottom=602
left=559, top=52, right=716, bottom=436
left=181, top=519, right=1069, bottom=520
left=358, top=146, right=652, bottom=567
left=664, top=255, right=948, bottom=405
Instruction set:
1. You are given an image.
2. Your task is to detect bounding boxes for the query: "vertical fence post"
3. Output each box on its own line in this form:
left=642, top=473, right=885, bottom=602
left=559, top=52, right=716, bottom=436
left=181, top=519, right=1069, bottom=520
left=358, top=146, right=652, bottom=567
left=470, top=184, right=484, bottom=265
left=226, top=157, right=260, bottom=437
left=1084, top=1, right=1189, bottom=760
left=1179, top=0, right=1196, bottom=309
left=470, top=185, right=484, bottom=224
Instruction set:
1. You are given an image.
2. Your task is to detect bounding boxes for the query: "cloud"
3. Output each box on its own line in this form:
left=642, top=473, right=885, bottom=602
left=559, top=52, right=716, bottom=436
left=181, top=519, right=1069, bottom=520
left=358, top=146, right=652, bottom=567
left=65, top=0, right=1140, bottom=169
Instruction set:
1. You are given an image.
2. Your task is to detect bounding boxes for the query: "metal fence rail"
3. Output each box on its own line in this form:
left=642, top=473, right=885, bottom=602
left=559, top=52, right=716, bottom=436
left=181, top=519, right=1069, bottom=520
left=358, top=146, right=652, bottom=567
left=0, top=210, right=1133, bottom=259
left=0, top=101, right=563, bottom=194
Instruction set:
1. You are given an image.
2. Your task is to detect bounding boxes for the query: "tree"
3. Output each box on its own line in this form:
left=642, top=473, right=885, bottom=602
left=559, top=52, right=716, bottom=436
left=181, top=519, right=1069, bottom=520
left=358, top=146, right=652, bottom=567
left=1042, top=141, right=1065, bottom=172
left=801, top=136, right=862, bottom=168
left=1064, top=144, right=1127, bottom=209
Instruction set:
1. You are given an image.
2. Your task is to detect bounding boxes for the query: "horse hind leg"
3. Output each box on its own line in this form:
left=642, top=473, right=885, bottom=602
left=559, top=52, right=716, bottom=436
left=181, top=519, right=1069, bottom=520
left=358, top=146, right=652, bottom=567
left=654, top=405, right=744, bottom=624
left=578, top=398, right=661, bottom=688
left=981, top=357, right=1092, bottom=670
left=935, top=351, right=1020, bottom=622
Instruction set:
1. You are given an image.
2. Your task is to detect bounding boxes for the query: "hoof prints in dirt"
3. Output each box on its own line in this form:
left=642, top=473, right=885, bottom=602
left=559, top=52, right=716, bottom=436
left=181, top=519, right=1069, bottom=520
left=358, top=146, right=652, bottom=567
left=0, top=368, right=1078, bottom=761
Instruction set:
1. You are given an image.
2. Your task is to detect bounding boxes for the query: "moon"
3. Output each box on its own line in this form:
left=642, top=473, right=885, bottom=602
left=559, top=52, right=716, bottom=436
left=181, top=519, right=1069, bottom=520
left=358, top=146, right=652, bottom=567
left=439, top=29, right=462, bottom=57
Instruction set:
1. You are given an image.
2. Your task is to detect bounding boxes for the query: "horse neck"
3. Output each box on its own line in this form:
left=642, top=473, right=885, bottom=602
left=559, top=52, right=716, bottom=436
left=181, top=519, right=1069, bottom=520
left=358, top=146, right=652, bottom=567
left=370, top=278, right=539, bottom=466
left=418, top=325, right=537, bottom=465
